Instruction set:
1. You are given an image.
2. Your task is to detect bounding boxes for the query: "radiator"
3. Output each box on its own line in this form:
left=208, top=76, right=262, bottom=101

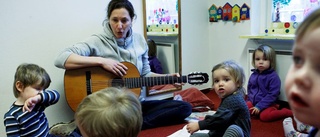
left=155, top=42, right=176, bottom=74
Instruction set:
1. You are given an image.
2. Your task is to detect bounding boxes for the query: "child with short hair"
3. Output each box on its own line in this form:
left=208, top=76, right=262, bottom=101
left=246, top=45, right=292, bottom=122
left=284, top=8, right=320, bottom=137
left=75, top=87, right=142, bottom=137
left=187, top=60, right=251, bottom=137
left=147, top=39, right=163, bottom=74
left=4, top=63, right=60, bottom=137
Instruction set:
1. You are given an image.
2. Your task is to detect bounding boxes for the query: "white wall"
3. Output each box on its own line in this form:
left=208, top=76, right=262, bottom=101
left=180, top=0, right=211, bottom=90
left=180, top=0, right=293, bottom=102
left=180, top=0, right=252, bottom=90
left=0, top=0, right=143, bottom=135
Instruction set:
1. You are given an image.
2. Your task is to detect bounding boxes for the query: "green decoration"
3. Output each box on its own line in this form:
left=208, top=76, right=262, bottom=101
left=176, top=0, right=178, bottom=12
left=273, top=0, right=292, bottom=8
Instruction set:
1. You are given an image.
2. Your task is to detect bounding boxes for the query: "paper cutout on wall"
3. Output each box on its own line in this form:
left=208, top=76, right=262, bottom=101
left=232, top=4, right=240, bottom=22
left=209, top=2, right=250, bottom=22
left=222, top=2, right=232, bottom=21
left=217, top=7, right=223, bottom=20
left=240, top=3, right=250, bottom=20
left=208, top=4, right=218, bottom=22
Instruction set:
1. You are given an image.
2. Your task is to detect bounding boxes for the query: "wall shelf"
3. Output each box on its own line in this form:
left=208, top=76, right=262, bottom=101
left=147, top=32, right=178, bottom=37
left=239, top=34, right=295, bottom=40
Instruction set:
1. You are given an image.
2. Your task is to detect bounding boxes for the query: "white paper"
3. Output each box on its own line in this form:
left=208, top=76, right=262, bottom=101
left=167, top=125, right=209, bottom=137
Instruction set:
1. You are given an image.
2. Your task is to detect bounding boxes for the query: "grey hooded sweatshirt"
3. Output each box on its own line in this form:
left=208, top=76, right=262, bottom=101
left=54, top=21, right=152, bottom=77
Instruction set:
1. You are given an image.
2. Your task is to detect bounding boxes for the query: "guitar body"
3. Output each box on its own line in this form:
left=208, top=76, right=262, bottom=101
left=64, top=62, right=141, bottom=112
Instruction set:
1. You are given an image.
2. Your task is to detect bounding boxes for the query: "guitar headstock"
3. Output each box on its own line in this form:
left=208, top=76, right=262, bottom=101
left=187, top=72, right=209, bottom=85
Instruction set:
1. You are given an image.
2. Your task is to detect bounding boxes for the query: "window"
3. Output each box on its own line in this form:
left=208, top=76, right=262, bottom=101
left=272, top=0, right=320, bottom=22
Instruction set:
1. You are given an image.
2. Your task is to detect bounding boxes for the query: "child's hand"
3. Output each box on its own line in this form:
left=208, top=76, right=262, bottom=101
left=23, top=95, right=41, bottom=112
left=249, top=107, right=260, bottom=115
left=186, top=122, right=199, bottom=134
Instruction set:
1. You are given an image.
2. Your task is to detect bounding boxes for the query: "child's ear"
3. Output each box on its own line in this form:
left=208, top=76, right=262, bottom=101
left=15, top=81, right=24, bottom=92
left=236, top=82, right=241, bottom=88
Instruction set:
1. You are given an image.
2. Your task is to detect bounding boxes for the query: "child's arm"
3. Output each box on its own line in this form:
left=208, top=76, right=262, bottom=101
left=23, top=89, right=60, bottom=112
left=187, top=122, right=200, bottom=134
left=39, top=89, right=60, bottom=107
left=198, top=108, right=234, bottom=130
left=4, top=115, right=21, bottom=136
left=23, top=94, right=41, bottom=112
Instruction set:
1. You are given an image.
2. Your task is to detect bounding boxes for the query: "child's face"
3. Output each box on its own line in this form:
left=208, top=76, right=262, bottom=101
left=285, top=28, right=320, bottom=127
left=16, top=80, right=43, bottom=104
left=212, top=68, right=238, bottom=98
left=254, top=50, right=270, bottom=73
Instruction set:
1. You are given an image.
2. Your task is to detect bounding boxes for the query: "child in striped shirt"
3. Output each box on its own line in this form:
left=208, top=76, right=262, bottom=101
left=4, top=63, right=60, bottom=137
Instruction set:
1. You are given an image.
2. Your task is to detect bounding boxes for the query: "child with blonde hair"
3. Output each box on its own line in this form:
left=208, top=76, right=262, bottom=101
left=284, top=8, right=320, bottom=137
left=4, top=63, right=60, bottom=136
left=75, top=87, right=142, bottom=137
left=187, top=60, right=251, bottom=137
left=246, top=45, right=292, bottom=122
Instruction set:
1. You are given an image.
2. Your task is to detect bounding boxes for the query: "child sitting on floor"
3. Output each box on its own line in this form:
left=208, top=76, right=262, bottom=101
left=187, top=60, right=251, bottom=137
left=246, top=45, right=293, bottom=122
left=75, top=87, right=142, bottom=137
left=147, top=39, right=163, bottom=74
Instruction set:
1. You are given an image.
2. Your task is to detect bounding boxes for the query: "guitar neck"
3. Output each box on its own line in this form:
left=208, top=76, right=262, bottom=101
left=112, top=76, right=187, bottom=88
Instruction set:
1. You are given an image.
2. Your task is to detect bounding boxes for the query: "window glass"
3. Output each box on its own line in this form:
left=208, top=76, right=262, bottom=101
left=272, top=0, right=320, bottom=22
left=145, top=0, right=178, bottom=25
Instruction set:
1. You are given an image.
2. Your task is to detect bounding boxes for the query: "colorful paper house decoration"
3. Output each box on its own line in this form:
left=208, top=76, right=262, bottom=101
left=240, top=3, right=250, bottom=20
left=208, top=4, right=218, bottom=22
left=222, top=2, right=232, bottom=21
left=232, top=4, right=240, bottom=22
left=217, top=7, right=223, bottom=20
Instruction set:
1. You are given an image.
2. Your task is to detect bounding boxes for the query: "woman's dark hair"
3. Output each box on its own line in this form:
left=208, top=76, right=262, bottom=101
left=106, top=0, right=136, bottom=20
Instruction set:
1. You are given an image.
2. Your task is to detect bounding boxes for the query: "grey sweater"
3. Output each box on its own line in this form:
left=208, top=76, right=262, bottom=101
left=54, top=21, right=152, bottom=77
left=198, top=90, right=251, bottom=137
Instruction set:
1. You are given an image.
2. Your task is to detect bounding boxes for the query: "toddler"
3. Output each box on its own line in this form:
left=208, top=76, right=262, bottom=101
left=4, top=63, right=60, bottom=136
left=187, top=60, right=251, bottom=137
left=147, top=39, right=163, bottom=74
left=246, top=45, right=292, bottom=122
left=75, top=87, right=142, bottom=137
left=284, top=8, right=320, bottom=137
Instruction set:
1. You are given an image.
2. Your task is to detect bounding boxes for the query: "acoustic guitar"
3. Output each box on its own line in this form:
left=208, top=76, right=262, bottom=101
left=64, top=62, right=209, bottom=111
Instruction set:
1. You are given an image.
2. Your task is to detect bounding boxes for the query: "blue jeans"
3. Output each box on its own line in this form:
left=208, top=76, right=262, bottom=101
left=141, top=100, right=192, bottom=130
